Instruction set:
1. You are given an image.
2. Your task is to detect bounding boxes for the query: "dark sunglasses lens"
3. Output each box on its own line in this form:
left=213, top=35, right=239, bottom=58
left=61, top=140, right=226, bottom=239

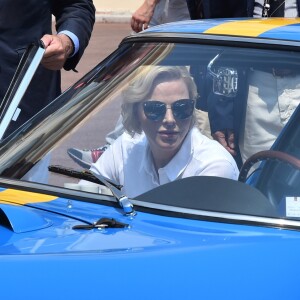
left=172, top=99, right=195, bottom=119
left=143, top=101, right=166, bottom=121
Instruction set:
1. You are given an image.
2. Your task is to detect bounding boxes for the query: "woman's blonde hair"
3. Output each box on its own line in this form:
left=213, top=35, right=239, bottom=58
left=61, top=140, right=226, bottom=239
left=121, top=65, right=198, bottom=135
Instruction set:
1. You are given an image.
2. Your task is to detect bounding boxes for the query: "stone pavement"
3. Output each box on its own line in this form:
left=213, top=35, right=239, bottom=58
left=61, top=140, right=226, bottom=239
left=61, top=22, right=132, bottom=91
left=61, top=1, right=140, bottom=88
left=93, top=0, right=142, bottom=22
left=61, top=1, right=143, bottom=89
left=95, top=11, right=131, bottom=23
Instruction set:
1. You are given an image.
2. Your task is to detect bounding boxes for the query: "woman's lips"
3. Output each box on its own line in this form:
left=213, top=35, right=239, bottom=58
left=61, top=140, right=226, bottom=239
left=158, top=131, right=179, bottom=138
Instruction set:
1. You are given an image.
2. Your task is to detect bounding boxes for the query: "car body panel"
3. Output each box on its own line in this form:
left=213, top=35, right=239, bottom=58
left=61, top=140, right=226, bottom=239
left=1, top=18, right=300, bottom=299
left=144, top=18, right=300, bottom=41
left=1, top=192, right=300, bottom=299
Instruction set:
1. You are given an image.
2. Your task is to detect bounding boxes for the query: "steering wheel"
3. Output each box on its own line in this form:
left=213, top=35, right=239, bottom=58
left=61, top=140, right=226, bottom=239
left=238, top=150, right=300, bottom=182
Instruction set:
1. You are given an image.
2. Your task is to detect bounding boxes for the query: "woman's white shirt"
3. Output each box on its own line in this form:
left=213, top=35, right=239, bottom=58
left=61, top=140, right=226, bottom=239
left=90, top=127, right=239, bottom=198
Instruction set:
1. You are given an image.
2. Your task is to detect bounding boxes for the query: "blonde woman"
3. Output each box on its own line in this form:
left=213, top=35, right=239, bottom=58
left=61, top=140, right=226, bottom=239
left=90, top=66, right=238, bottom=197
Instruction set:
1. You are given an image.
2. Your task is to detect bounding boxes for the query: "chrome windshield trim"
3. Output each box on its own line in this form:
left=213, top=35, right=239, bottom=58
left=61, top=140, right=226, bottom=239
left=131, top=199, right=300, bottom=229
left=0, top=177, right=299, bottom=229
left=123, top=32, right=300, bottom=49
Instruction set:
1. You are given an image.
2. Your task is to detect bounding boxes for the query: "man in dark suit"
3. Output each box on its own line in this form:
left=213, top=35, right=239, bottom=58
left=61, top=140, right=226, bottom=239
left=187, top=0, right=300, bottom=19
left=0, top=0, right=95, bottom=134
left=187, top=0, right=247, bottom=19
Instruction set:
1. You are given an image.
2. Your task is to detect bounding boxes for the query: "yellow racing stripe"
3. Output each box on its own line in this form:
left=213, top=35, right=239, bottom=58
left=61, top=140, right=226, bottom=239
left=204, top=18, right=300, bottom=37
left=0, top=189, right=57, bottom=205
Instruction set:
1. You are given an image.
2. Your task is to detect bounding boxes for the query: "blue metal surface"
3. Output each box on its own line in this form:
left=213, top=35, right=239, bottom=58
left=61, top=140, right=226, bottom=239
left=0, top=196, right=299, bottom=299
left=259, top=22, right=300, bottom=40
left=1, top=18, right=300, bottom=300
left=0, top=204, right=52, bottom=233
left=143, top=18, right=300, bottom=42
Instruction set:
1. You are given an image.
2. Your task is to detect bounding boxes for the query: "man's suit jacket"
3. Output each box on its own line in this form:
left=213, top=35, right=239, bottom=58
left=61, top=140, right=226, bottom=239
left=187, top=0, right=247, bottom=19
left=0, top=0, right=95, bottom=133
left=187, top=0, right=300, bottom=19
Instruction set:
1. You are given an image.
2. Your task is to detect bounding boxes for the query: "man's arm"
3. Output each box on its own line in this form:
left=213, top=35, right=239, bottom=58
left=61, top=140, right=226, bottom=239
left=48, top=0, right=95, bottom=71
left=131, top=0, right=159, bottom=33
left=207, top=93, right=236, bottom=156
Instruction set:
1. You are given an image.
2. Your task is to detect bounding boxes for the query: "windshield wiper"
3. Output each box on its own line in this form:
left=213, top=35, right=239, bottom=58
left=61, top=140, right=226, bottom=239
left=48, top=165, right=136, bottom=216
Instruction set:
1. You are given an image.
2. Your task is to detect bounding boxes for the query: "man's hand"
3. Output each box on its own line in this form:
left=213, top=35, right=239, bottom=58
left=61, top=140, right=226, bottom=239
left=41, top=34, right=74, bottom=70
left=131, top=0, right=158, bottom=33
left=212, top=129, right=236, bottom=156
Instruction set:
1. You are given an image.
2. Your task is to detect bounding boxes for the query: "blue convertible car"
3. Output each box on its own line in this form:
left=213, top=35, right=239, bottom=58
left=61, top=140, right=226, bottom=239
left=1, top=18, right=300, bottom=299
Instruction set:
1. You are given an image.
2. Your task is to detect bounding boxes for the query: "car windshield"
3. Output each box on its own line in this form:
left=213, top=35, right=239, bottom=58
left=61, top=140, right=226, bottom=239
left=1, top=39, right=300, bottom=223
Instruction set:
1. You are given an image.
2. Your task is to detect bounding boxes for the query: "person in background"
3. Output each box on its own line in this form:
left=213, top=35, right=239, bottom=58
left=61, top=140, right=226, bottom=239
left=131, top=0, right=190, bottom=33
left=196, top=0, right=300, bottom=163
left=0, top=0, right=95, bottom=135
left=90, top=66, right=239, bottom=197
left=186, top=0, right=247, bottom=19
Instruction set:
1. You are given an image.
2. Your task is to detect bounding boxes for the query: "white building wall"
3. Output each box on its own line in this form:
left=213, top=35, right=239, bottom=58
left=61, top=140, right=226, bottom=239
left=93, top=0, right=143, bottom=13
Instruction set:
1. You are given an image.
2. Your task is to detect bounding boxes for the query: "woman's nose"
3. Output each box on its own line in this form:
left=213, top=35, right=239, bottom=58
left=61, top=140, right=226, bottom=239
left=163, top=107, right=176, bottom=125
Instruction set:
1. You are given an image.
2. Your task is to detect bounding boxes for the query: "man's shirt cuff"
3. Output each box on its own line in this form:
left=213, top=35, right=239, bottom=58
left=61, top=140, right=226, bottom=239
left=58, top=30, right=79, bottom=57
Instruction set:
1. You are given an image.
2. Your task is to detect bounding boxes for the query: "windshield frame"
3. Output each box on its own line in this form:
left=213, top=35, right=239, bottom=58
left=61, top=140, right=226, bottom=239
left=1, top=33, right=300, bottom=230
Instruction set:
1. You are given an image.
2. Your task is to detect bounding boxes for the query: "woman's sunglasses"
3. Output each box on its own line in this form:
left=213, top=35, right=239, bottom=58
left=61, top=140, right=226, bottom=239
left=143, top=99, right=195, bottom=121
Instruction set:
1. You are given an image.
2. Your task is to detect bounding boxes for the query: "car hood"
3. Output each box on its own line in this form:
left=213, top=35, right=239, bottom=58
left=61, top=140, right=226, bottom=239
left=1, top=193, right=300, bottom=299
left=0, top=185, right=298, bottom=255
